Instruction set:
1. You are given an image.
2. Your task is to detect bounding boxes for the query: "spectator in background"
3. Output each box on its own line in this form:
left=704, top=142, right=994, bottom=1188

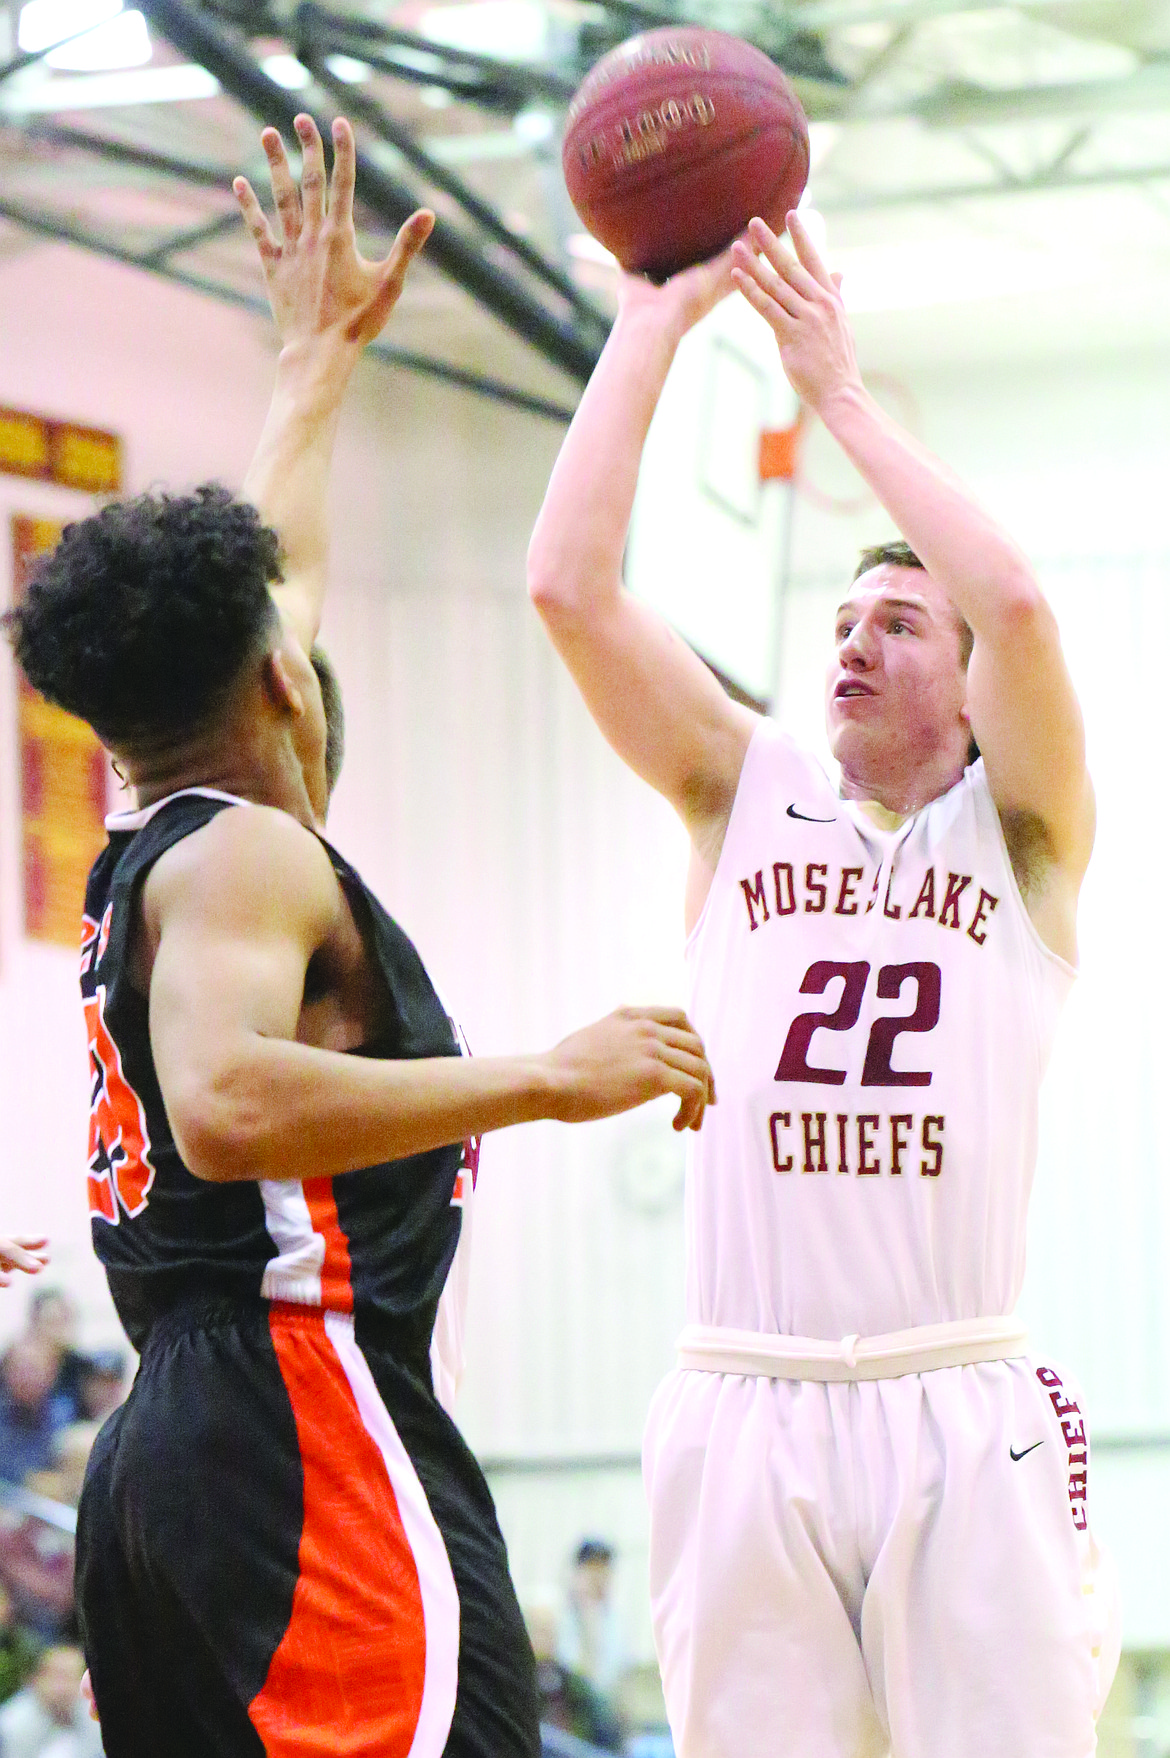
left=557, top=1539, right=627, bottom=1700
left=25, top=1293, right=87, bottom=1431
left=0, top=1645, right=100, bottom=1758
left=72, top=1357, right=125, bottom=1428
left=28, top=1425, right=102, bottom=1513
left=527, top=1601, right=623, bottom=1754
left=0, top=1580, right=39, bottom=1704
left=0, top=1342, right=60, bottom=1486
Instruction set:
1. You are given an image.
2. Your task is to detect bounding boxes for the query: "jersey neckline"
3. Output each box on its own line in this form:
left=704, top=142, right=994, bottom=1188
left=105, top=785, right=252, bottom=834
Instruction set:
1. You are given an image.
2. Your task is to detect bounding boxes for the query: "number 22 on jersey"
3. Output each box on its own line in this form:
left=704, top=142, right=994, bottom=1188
left=776, top=960, right=941, bottom=1087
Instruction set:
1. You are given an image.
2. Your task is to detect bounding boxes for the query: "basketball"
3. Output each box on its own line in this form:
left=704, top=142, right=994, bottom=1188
left=562, top=27, right=810, bottom=283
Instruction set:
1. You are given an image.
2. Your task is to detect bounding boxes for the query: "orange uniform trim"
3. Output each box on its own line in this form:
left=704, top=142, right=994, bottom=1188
left=249, top=1309, right=428, bottom=1757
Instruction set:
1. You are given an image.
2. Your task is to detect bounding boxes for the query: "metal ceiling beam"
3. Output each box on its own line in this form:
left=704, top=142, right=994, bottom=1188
left=0, top=194, right=579, bottom=421
left=778, top=0, right=1092, bottom=26
left=134, top=0, right=606, bottom=382
left=24, top=121, right=247, bottom=189
left=907, top=61, right=1170, bottom=127
left=137, top=205, right=242, bottom=267
left=297, top=34, right=609, bottom=337
left=817, top=154, right=1170, bottom=211
left=295, top=6, right=576, bottom=106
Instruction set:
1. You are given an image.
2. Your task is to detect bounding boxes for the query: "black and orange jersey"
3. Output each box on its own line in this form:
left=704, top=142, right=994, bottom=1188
left=81, top=788, right=469, bottom=1352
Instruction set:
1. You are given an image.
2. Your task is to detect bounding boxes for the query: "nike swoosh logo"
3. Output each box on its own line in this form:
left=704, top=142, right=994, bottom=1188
left=1009, top=1441, right=1044, bottom=1462
left=787, top=804, right=836, bottom=823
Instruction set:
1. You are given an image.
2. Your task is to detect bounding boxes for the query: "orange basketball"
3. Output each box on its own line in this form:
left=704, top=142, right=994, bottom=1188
left=562, top=27, right=810, bottom=282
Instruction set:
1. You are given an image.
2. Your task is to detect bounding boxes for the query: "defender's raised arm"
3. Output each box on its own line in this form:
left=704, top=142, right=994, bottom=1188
left=235, top=115, right=433, bottom=655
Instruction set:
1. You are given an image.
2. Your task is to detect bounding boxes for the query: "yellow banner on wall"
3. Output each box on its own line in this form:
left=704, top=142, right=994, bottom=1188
left=0, top=407, right=122, bottom=495
left=12, top=516, right=111, bottom=947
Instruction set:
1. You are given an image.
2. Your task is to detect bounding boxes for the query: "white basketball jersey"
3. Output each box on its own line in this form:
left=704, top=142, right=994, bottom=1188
left=686, top=718, right=1074, bottom=1338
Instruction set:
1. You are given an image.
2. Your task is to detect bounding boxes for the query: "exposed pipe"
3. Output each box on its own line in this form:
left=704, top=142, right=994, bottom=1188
left=298, top=37, right=608, bottom=335
left=295, top=6, right=576, bottom=106
left=0, top=195, right=579, bottom=422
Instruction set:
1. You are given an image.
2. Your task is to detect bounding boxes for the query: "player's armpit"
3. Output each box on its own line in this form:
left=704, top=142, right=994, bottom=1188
left=143, top=804, right=341, bottom=1181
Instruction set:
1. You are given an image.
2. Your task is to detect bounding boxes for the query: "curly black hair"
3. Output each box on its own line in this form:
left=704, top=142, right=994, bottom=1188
left=3, top=484, right=283, bottom=744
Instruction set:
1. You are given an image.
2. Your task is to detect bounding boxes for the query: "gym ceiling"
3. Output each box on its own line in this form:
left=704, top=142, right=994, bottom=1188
left=2, top=0, right=1169, bottom=413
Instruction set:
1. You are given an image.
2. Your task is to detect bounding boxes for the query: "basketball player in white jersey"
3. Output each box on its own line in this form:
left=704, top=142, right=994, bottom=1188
left=528, top=212, right=1118, bottom=1757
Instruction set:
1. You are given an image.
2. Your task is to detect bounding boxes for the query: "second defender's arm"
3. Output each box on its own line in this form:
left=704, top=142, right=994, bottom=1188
left=528, top=259, right=756, bottom=840
left=146, top=808, right=714, bottom=1184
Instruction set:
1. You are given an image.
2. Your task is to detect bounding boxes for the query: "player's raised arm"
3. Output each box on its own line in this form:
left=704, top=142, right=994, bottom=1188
left=146, top=808, right=715, bottom=1184
left=527, top=255, right=757, bottom=844
left=235, top=116, right=433, bottom=653
left=732, top=215, right=1093, bottom=905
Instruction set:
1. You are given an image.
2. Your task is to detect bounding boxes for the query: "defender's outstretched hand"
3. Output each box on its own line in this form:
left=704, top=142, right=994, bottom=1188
left=731, top=212, right=860, bottom=412
left=233, top=115, right=434, bottom=353
left=543, top=1006, right=715, bottom=1133
left=0, top=1234, right=49, bottom=1286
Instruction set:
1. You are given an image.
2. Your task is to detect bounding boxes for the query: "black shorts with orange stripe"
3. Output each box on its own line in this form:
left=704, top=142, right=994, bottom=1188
left=75, top=1295, right=540, bottom=1758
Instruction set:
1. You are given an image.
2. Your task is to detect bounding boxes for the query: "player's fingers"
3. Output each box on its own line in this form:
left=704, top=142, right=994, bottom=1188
left=233, top=177, right=280, bottom=263
left=786, top=209, right=836, bottom=293
left=329, top=116, right=357, bottom=226
left=0, top=1239, right=49, bottom=1273
left=671, top=1080, right=708, bottom=1132
left=623, top=1004, right=692, bottom=1030
left=357, top=209, right=434, bottom=337
left=747, top=222, right=822, bottom=303
left=295, top=113, right=327, bottom=229
left=382, top=208, right=435, bottom=280
left=731, top=265, right=798, bottom=334
left=733, top=242, right=803, bottom=318
left=651, top=1043, right=712, bottom=1089
left=263, top=126, right=303, bottom=244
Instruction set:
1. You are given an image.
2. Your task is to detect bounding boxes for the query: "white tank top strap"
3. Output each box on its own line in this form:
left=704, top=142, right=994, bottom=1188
left=676, top=1316, right=1029, bottom=1382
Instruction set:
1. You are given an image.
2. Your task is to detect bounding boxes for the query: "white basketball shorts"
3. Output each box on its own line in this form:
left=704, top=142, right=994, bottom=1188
left=643, top=1356, right=1119, bottom=1758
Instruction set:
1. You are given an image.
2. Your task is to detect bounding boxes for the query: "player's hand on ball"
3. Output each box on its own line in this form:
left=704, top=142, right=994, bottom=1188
left=0, top=1235, right=49, bottom=1285
left=618, top=236, right=743, bottom=341
left=544, top=1006, right=715, bottom=1132
left=233, top=114, right=434, bottom=354
left=731, top=212, right=860, bottom=411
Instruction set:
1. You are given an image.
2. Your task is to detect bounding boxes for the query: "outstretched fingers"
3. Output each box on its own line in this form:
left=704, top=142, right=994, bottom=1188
left=263, top=124, right=303, bottom=245
left=233, top=174, right=279, bottom=266
left=295, top=113, right=328, bottom=231
left=746, top=218, right=823, bottom=306
left=329, top=116, right=357, bottom=228
left=360, top=208, right=434, bottom=336
left=785, top=209, right=837, bottom=293
left=732, top=237, right=802, bottom=320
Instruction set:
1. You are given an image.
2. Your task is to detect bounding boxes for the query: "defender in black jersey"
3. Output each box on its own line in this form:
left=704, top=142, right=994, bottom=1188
left=4, top=117, right=714, bottom=1758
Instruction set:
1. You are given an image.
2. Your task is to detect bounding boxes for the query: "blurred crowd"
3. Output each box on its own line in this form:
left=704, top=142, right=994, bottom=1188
left=530, top=1538, right=673, bottom=1758
left=0, top=1289, right=125, bottom=1758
